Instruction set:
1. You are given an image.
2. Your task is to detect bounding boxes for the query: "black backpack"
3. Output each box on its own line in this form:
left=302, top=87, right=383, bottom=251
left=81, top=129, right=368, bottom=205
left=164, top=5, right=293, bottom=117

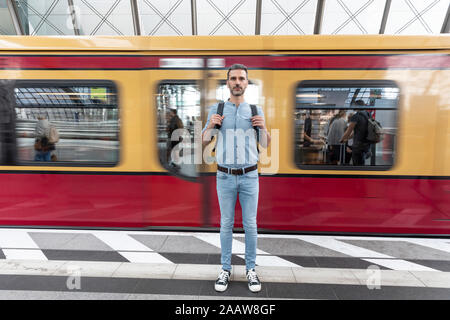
left=213, top=102, right=260, bottom=152
left=364, top=112, right=383, bottom=143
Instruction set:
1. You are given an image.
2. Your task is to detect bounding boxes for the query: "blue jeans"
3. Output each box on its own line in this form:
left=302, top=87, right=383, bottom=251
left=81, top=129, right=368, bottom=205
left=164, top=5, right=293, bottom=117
left=34, top=151, right=51, bottom=161
left=216, top=169, right=259, bottom=271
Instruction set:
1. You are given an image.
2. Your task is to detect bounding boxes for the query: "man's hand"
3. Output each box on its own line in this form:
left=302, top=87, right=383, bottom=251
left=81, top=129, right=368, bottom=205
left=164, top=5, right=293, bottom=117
left=207, top=114, right=225, bottom=129
left=251, top=115, right=271, bottom=148
left=251, top=115, right=266, bottom=129
left=203, top=114, right=225, bottom=146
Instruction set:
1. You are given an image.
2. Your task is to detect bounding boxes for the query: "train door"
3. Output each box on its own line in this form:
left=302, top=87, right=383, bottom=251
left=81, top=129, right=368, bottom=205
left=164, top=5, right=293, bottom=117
left=145, top=57, right=206, bottom=227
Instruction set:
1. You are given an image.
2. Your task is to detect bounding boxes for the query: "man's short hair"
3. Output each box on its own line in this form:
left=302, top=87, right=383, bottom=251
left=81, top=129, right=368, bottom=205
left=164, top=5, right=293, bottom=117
left=354, top=99, right=366, bottom=106
left=227, top=64, right=248, bottom=80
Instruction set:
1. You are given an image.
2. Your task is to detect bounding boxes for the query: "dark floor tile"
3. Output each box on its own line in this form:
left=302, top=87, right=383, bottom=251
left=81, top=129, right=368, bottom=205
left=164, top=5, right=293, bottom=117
left=159, top=253, right=210, bottom=264
left=42, top=250, right=128, bottom=262
left=406, top=259, right=450, bottom=272
left=265, top=282, right=338, bottom=300
left=70, top=276, right=141, bottom=294
left=314, top=257, right=390, bottom=270
left=278, top=256, right=318, bottom=268
left=157, top=253, right=245, bottom=265
left=134, top=278, right=203, bottom=296
left=1, top=275, right=68, bottom=292
left=332, top=284, right=450, bottom=300
left=0, top=274, right=24, bottom=289
left=207, top=254, right=246, bottom=266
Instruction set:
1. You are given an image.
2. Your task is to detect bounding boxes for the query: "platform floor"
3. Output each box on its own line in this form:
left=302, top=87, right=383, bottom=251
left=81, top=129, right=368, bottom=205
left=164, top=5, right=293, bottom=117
left=0, top=228, right=449, bottom=300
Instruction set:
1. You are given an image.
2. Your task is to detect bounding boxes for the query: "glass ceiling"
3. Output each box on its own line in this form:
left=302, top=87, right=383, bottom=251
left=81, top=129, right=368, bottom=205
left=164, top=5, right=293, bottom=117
left=1, top=0, right=449, bottom=35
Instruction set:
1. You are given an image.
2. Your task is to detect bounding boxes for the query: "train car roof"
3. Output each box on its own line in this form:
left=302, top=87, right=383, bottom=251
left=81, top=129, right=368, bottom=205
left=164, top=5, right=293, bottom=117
left=0, top=35, right=448, bottom=52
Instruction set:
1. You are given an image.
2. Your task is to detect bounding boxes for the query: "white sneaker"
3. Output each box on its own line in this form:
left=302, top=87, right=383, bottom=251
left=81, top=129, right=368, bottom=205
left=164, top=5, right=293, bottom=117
left=246, top=269, right=261, bottom=293
left=215, top=269, right=231, bottom=292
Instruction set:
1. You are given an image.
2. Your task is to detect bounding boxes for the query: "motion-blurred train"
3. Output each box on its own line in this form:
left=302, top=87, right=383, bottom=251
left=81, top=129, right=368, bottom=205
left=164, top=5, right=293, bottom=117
left=0, top=35, right=448, bottom=235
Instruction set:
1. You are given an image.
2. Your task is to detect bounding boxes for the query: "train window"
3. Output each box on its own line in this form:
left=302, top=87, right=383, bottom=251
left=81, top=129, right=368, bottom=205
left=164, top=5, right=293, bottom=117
left=156, top=81, right=201, bottom=178
left=0, top=80, right=16, bottom=165
left=294, top=80, right=399, bottom=170
left=14, top=81, right=119, bottom=166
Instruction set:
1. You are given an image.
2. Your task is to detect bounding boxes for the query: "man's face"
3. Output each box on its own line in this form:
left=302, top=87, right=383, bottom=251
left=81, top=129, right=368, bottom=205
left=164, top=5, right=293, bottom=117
left=227, top=69, right=248, bottom=97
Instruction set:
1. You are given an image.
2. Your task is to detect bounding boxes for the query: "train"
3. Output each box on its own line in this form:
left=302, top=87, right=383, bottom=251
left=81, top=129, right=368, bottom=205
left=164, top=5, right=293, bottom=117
left=0, top=35, right=448, bottom=235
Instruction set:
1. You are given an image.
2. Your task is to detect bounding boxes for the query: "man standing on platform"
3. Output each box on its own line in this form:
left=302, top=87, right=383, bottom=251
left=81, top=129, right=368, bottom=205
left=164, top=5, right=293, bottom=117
left=202, top=64, right=271, bottom=293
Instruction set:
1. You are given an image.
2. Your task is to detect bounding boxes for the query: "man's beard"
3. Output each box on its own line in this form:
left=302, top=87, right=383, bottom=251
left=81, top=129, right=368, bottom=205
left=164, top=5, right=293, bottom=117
left=230, top=86, right=245, bottom=96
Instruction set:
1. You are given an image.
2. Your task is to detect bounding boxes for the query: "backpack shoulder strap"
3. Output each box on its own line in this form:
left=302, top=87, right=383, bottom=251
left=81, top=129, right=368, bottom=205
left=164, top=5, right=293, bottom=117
left=214, top=102, right=225, bottom=129
left=217, top=101, right=225, bottom=115
left=250, top=104, right=260, bottom=153
left=250, top=104, right=257, bottom=116
left=250, top=105, right=258, bottom=131
left=211, top=102, right=225, bottom=152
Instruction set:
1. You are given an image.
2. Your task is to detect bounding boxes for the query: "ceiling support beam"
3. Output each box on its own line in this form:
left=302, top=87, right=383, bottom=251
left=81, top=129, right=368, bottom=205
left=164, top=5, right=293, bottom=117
left=130, top=0, right=141, bottom=35
left=255, top=0, right=262, bottom=35
left=441, top=3, right=450, bottom=33
left=379, top=0, right=392, bottom=34
left=314, top=0, right=325, bottom=34
left=191, top=0, right=198, bottom=35
left=7, top=0, right=24, bottom=35
left=67, top=0, right=81, bottom=35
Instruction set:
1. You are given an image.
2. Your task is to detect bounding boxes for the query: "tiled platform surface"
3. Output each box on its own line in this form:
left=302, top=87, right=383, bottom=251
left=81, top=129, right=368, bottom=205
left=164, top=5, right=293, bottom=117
left=0, top=228, right=449, bottom=300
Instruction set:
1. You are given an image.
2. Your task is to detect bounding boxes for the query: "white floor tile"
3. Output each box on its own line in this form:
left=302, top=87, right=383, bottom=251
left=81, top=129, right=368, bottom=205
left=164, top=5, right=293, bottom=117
left=3, top=249, right=47, bottom=261
left=298, top=236, right=391, bottom=258
left=245, top=255, right=302, bottom=268
left=363, top=258, right=438, bottom=272
left=113, top=263, right=177, bottom=279
left=0, top=230, right=41, bottom=249
left=351, top=269, right=427, bottom=288
left=119, top=252, right=173, bottom=264
left=292, top=268, right=361, bottom=285
left=93, top=232, right=152, bottom=252
left=0, top=259, right=64, bottom=275
left=54, top=261, right=122, bottom=278
left=410, top=271, right=450, bottom=288
left=173, top=264, right=219, bottom=280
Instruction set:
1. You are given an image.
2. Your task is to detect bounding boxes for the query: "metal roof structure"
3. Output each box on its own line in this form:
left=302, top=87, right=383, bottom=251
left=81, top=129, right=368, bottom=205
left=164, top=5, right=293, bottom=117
left=0, top=0, right=449, bottom=36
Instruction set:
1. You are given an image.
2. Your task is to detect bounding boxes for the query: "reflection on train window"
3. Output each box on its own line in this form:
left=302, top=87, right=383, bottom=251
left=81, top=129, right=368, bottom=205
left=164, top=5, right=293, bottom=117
left=216, top=80, right=260, bottom=105
left=294, top=81, right=399, bottom=170
left=156, top=81, right=200, bottom=178
left=15, top=82, right=119, bottom=165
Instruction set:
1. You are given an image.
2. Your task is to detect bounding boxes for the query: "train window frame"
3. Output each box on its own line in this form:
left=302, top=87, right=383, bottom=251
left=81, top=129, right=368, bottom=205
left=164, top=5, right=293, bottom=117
left=14, top=80, right=120, bottom=168
left=155, top=79, right=202, bottom=182
left=294, top=80, right=400, bottom=171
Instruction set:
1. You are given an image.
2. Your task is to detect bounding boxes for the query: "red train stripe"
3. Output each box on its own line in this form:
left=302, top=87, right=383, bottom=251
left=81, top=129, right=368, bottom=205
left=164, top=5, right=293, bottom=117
left=0, top=54, right=449, bottom=69
left=223, top=55, right=450, bottom=69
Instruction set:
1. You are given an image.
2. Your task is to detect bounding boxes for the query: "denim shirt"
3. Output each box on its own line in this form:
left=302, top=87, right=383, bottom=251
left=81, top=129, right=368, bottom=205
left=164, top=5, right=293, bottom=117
left=202, top=101, right=264, bottom=169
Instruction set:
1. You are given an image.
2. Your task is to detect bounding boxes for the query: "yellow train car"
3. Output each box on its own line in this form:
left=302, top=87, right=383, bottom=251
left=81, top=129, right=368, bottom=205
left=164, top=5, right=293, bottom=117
left=0, top=35, right=448, bottom=235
